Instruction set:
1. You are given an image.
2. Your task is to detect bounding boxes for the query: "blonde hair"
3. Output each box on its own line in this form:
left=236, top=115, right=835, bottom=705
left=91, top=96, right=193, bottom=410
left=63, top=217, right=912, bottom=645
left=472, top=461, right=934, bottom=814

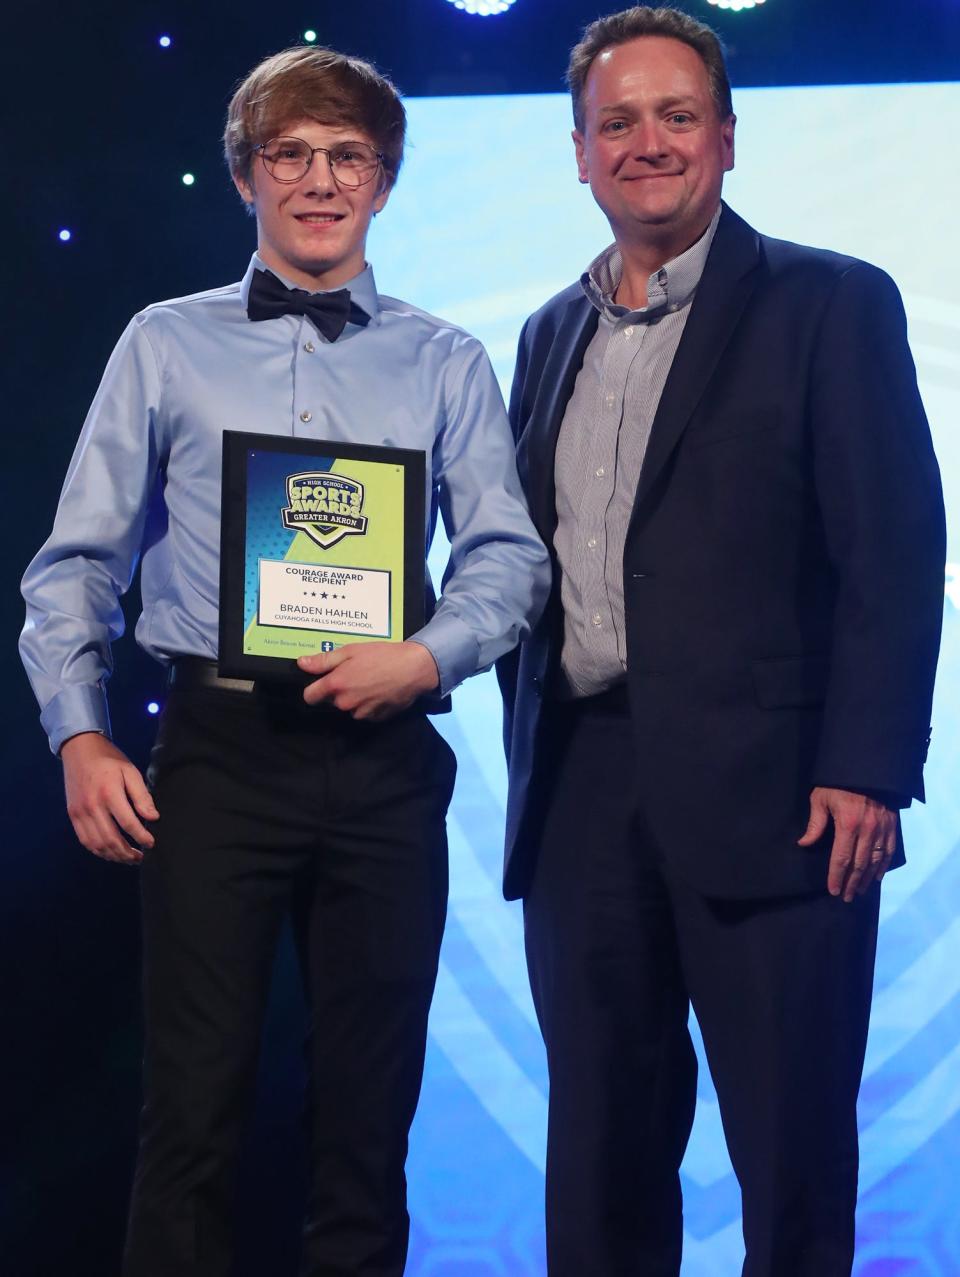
left=224, top=45, right=406, bottom=189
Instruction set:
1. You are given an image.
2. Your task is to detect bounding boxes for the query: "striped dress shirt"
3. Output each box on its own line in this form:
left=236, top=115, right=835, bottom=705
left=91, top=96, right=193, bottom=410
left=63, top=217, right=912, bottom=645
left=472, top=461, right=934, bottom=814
left=553, top=206, right=720, bottom=697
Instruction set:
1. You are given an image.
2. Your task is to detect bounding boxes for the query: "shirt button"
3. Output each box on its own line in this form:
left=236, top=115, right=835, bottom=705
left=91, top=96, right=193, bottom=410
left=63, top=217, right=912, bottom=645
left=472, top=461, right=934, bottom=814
left=587, top=537, right=597, bottom=550
left=303, top=341, right=315, bottom=353
left=623, top=326, right=635, bottom=338
left=595, top=466, right=605, bottom=478
left=604, top=393, right=615, bottom=408
left=592, top=612, right=603, bottom=627
left=300, top=410, right=313, bottom=423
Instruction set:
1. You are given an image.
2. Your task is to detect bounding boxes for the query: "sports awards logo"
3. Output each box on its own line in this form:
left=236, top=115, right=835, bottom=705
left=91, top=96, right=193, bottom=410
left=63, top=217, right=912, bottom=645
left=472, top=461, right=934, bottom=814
left=281, top=471, right=368, bottom=550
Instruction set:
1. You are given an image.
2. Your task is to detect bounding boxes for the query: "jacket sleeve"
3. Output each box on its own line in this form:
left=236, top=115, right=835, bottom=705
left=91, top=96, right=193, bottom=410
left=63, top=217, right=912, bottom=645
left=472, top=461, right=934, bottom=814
left=809, top=262, right=945, bottom=800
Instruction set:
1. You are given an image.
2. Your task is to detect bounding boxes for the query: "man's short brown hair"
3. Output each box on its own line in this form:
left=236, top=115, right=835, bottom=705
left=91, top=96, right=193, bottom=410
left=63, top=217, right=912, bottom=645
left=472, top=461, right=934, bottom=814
left=224, top=45, right=406, bottom=190
left=567, top=6, right=733, bottom=131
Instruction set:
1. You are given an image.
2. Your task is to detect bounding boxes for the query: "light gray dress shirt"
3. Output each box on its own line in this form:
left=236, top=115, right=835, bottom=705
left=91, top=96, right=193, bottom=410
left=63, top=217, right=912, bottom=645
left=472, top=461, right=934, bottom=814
left=554, top=208, right=721, bottom=697
left=20, top=253, right=550, bottom=753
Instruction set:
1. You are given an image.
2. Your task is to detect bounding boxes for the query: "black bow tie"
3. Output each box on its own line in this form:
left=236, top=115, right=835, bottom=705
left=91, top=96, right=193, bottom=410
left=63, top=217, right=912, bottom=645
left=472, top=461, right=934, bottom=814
left=246, top=268, right=369, bottom=342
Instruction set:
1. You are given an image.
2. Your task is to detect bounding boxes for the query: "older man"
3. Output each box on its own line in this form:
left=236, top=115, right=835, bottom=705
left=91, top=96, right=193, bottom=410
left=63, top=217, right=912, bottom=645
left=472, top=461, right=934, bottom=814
left=499, top=7, right=944, bottom=1275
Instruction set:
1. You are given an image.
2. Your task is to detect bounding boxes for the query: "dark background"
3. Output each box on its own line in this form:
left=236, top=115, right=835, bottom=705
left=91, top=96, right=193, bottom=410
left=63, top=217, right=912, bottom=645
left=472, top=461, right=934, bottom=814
left=3, top=2, right=958, bottom=1273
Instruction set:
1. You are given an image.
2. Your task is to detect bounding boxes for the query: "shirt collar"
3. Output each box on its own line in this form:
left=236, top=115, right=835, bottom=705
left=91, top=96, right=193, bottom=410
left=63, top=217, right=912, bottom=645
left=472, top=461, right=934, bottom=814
left=581, top=204, right=722, bottom=323
left=239, top=252, right=381, bottom=327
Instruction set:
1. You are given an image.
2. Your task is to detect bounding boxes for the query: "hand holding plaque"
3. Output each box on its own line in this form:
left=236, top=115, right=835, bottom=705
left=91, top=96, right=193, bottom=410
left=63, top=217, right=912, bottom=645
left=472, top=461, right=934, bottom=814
left=297, top=639, right=439, bottom=719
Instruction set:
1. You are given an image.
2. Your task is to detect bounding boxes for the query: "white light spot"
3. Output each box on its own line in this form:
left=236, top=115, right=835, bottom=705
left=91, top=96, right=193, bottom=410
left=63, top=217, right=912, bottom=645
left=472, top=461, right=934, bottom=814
left=447, top=0, right=518, bottom=15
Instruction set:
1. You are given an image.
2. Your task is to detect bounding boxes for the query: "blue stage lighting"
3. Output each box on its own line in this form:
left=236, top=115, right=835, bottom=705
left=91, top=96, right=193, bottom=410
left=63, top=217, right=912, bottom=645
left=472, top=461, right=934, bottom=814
left=707, top=0, right=766, bottom=9
left=444, top=0, right=518, bottom=15
left=181, top=172, right=195, bottom=186
left=303, top=29, right=318, bottom=43
left=146, top=701, right=161, bottom=715
left=158, top=34, right=172, bottom=48
left=58, top=228, right=72, bottom=242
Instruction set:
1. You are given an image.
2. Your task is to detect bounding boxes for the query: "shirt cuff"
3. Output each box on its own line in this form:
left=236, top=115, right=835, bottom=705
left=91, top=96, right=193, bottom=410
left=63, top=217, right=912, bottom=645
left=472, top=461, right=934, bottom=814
left=40, top=684, right=112, bottom=756
left=408, top=611, right=482, bottom=698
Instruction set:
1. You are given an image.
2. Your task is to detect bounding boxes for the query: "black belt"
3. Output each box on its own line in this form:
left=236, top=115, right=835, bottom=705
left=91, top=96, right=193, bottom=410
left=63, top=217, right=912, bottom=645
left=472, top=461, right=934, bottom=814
left=166, top=656, right=451, bottom=716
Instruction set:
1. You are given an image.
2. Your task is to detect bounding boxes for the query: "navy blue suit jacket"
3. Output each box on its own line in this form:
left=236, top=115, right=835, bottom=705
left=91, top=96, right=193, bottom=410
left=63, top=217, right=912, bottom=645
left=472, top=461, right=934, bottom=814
left=499, top=204, right=945, bottom=901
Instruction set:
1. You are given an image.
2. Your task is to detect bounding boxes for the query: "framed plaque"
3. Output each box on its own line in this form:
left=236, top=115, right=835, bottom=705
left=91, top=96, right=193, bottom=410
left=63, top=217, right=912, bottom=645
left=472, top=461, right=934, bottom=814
left=219, top=431, right=426, bottom=681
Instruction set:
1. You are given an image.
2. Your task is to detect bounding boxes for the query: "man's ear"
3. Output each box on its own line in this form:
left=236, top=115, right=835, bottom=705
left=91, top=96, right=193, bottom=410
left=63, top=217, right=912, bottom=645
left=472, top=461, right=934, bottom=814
left=233, top=170, right=256, bottom=208
left=372, top=180, right=391, bottom=217
left=722, top=114, right=736, bottom=173
left=573, top=129, right=589, bottom=185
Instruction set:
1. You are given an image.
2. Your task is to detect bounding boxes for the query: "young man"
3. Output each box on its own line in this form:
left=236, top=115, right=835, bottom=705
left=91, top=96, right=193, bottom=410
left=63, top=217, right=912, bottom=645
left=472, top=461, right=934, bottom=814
left=498, top=7, right=944, bottom=1276
left=21, top=45, right=548, bottom=1277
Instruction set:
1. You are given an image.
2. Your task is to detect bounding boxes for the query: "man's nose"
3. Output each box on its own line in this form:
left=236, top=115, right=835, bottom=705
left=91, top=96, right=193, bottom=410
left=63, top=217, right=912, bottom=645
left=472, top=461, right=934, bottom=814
left=633, top=118, right=668, bottom=159
left=304, top=149, right=338, bottom=193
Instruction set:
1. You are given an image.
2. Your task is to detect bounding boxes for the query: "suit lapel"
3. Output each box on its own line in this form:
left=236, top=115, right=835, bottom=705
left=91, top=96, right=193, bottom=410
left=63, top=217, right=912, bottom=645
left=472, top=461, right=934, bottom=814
left=632, top=205, right=762, bottom=514
left=519, top=294, right=598, bottom=543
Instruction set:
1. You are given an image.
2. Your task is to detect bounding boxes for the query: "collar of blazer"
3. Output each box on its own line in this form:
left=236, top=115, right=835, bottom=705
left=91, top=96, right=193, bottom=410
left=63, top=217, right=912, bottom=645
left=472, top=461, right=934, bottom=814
left=519, top=201, right=762, bottom=541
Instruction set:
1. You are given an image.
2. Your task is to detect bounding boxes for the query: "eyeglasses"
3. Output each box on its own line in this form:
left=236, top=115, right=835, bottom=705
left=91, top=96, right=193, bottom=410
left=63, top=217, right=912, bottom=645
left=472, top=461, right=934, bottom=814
left=254, top=137, right=384, bottom=188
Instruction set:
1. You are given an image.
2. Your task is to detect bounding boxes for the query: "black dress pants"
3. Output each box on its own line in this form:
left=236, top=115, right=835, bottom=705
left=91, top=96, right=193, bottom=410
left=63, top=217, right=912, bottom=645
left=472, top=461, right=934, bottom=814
left=524, top=696, right=879, bottom=1277
left=122, top=680, right=456, bottom=1277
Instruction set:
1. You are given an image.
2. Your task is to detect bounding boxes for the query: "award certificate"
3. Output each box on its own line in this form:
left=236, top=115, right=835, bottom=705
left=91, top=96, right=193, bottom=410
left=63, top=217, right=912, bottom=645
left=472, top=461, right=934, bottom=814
left=219, top=431, right=426, bottom=680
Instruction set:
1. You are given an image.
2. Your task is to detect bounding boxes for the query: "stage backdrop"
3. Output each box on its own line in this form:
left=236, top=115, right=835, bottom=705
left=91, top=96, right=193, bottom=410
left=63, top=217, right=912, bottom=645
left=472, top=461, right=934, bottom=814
left=362, top=82, right=960, bottom=1276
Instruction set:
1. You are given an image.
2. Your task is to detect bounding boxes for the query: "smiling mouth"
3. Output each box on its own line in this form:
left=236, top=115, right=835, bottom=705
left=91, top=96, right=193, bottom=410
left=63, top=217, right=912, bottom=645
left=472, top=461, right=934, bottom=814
left=295, top=212, right=345, bottom=224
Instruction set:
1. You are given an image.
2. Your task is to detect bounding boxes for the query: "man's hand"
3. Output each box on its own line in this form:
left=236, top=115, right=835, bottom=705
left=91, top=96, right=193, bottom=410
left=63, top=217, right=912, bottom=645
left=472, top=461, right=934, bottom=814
left=298, top=641, right=440, bottom=721
left=61, top=732, right=158, bottom=865
left=798, top=786, right=897, bottom=902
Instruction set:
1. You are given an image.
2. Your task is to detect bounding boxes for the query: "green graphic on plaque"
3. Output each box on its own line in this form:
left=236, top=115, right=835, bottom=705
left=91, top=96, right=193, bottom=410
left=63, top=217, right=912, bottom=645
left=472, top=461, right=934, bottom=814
left=242, top=452, right=406, bottom=660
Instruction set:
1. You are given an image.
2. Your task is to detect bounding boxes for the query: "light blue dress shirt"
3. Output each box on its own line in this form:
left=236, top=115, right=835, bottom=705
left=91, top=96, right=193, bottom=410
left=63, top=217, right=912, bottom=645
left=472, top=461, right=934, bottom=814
left=21, top=254, right=550, bottom=753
